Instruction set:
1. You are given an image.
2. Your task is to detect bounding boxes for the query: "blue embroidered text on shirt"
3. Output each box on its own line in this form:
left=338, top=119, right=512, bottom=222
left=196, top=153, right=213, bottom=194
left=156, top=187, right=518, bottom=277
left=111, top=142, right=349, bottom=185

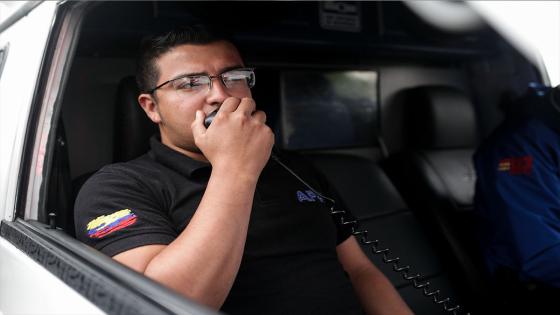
left=296, top=190, right=324, bottom=203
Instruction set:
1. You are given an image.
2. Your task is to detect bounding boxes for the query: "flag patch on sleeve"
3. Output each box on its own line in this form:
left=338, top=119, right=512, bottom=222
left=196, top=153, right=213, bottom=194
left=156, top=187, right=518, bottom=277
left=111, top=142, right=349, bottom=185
left=497, top=156, right=533, bottom=175
left=87, top=209, right=137, bottom=239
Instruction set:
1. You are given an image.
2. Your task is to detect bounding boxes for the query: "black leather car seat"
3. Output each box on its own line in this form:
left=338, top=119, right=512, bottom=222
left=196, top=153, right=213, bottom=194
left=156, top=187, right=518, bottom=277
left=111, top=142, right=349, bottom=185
left=63, top=76, right=156, bottom=236
left=113, top=76, right=158, bottom=163
left=383, top=85, right=491, bottom=311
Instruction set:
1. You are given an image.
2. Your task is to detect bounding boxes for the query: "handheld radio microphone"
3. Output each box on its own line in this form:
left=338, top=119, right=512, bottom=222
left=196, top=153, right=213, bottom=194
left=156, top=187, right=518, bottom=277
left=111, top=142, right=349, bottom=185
left=203, top=109, right=281, bottom=161
left=203, top=110, right=218, bottom=129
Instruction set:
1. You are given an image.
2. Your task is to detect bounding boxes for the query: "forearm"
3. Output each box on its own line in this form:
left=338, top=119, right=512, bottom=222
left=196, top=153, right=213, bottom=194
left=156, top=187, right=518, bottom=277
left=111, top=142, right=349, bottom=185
left=350, top=266, right=413, bottom=315
left=144, top=168, right=257, bottom=308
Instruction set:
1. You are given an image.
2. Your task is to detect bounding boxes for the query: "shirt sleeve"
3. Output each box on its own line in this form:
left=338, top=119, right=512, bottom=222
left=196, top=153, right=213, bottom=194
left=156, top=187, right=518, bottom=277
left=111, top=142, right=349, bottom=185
left=74, top=165, right=177, bottom=257
left=474, top=118, right=560, bottom=287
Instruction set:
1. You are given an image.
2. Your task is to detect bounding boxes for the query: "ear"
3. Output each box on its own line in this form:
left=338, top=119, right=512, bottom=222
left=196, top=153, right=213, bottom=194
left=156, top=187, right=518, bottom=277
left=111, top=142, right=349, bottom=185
left=138, top=93, right=162, bottom=124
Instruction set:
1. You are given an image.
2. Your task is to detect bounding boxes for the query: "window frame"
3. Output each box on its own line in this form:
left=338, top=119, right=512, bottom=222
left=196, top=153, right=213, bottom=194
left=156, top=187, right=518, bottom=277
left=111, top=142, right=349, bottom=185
left=2, top=1, right=219, bottom=314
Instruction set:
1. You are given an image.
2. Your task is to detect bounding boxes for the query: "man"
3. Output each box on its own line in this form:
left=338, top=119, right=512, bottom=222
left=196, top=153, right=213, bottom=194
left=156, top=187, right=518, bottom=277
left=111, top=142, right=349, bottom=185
left=75, top=25, right=412, bottom=315
left=474, top=84, right=560, bottom=312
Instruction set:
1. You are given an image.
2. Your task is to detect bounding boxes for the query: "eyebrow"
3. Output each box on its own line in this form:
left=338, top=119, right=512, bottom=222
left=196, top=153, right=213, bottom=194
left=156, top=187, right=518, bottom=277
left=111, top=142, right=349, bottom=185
left=170, top=65, right=246, bottom=81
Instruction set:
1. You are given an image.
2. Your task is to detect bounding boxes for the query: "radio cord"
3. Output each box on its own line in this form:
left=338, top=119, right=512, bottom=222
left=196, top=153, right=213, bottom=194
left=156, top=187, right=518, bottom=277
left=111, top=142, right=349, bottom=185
left=270, top=154, right=469, bottom=315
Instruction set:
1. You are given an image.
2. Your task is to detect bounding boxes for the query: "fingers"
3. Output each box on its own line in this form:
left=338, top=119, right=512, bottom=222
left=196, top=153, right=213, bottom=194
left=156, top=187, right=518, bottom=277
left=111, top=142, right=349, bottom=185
left=191, top=110, right=207, bottom=138
left=236, top=98, right=256, bottom=116
left=219, top=97, right=256, bottom=115
left=252, top=110, right=267, bottom=124
left=212, top=97, right=263, bottom=125
left=219, top=97, right=241, bottom=113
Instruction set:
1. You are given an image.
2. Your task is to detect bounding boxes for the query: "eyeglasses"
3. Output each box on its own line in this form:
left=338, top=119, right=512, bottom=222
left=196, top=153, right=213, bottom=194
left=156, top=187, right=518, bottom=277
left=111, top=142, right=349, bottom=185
left=147, top=68, right=255, bottom=94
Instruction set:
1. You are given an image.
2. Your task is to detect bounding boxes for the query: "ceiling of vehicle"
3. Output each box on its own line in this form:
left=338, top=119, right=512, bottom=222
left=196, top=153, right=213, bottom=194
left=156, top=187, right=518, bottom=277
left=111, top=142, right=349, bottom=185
left=76, top=1, right=503, bottom=64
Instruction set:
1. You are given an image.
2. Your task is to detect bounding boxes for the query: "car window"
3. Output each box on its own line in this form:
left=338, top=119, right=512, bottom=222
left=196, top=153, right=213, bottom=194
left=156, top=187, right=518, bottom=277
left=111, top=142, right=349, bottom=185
left=280, top=70, right=378, bottom=150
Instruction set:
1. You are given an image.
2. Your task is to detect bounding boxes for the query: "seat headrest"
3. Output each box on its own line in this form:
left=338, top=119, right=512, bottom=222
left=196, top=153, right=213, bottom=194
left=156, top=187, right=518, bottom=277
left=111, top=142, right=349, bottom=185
left=404, top=86, right=477, bottom=149
left=113, top=76, right=158, bottom=162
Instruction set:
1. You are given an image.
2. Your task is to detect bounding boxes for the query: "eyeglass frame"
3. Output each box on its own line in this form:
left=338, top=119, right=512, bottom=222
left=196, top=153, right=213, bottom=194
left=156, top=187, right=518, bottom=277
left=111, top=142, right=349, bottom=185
left=146, top=67, right=255, bottom=95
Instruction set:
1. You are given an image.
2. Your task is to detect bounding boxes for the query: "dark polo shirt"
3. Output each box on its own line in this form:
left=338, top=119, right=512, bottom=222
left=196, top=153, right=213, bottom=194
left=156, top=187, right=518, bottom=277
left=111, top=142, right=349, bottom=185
left=75, top=136, right=362, bottom=314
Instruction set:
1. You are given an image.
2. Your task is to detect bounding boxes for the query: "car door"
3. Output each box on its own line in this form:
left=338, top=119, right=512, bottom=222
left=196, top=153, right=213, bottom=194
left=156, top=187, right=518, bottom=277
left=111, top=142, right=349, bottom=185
left=0, top=2, right=216, bottom=315
left=0, top=2, right=103, bottom=314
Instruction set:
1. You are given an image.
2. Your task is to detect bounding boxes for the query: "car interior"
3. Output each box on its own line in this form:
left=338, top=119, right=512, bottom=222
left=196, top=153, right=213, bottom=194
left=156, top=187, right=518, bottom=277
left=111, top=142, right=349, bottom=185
left=42, top=1, right=544, bottom=314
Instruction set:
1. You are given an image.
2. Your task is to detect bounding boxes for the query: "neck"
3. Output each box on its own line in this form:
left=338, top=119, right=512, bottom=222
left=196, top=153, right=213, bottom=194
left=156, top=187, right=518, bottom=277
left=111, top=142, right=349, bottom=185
left=160, top=133, right=209, bottom=163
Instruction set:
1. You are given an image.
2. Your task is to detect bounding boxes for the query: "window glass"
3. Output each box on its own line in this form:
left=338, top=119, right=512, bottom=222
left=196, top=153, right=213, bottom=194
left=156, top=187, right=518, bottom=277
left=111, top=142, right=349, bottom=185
left=280, top=70, right=378, bottom=150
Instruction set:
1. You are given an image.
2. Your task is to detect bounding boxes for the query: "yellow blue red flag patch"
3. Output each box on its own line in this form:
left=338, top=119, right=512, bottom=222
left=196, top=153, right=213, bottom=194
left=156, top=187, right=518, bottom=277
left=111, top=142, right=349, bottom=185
left=87, top=209, right=137, bottom=239
left=497, top=156, right=533, bottom=175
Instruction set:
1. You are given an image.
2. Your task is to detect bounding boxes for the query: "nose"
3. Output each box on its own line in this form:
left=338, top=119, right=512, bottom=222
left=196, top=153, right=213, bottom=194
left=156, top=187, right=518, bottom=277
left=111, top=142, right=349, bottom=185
left=205, top=77, right=231, bottom=105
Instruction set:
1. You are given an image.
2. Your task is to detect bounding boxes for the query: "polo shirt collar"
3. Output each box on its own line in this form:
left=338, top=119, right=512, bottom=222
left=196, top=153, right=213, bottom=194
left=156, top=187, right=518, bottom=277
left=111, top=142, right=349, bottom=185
left=149, top=135, right=210, bottom=178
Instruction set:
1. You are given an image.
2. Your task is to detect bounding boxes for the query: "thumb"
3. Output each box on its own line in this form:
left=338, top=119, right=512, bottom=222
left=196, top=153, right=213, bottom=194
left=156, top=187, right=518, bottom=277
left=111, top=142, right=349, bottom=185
left=191, top=110, right=207, bottom=138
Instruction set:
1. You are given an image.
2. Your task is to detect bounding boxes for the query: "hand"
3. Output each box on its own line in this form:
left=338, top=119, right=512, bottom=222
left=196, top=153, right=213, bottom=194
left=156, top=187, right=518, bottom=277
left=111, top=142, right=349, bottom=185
left=191, top=97, right=274, bottom=178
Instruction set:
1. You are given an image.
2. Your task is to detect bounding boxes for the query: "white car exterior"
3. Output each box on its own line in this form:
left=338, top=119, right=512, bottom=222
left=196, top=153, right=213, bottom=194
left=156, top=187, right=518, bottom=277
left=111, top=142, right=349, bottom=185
left=0, top=2, right=103, bottom=314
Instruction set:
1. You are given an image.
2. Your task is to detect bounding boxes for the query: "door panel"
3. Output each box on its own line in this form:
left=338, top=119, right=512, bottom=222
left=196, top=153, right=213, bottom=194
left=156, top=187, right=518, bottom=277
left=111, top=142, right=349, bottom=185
left=0, top=1, right=58, bottom=222
left=0, top=237, right=104, bottom=314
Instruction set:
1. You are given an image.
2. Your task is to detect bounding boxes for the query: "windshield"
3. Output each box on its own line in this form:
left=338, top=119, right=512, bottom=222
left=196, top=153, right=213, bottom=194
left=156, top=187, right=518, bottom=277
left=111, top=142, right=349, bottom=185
left=470, top=1, right=560, bottom=86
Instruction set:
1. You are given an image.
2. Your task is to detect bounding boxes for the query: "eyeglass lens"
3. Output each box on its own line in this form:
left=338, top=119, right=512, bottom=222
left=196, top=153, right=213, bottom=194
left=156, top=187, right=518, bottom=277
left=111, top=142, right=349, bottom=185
left=170, top=69, right=254, bottom=92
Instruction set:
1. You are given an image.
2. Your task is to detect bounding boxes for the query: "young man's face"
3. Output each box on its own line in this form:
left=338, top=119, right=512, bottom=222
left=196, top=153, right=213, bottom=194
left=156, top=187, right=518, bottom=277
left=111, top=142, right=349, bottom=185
left=139, top=41, right=252, bottom=158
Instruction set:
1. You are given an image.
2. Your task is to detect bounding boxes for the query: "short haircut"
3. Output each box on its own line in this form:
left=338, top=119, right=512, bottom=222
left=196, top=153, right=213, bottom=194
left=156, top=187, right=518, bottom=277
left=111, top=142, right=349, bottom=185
left=136, top=25, right=231, bottom=93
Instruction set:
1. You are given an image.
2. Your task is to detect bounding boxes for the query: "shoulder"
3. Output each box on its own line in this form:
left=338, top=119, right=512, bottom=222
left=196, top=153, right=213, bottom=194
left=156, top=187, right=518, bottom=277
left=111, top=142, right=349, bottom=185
left=75, top=154, right=170, bottom=206
left=477, top=117, right=559, bottom=156
left=510, top=117, right=558, bottom=139
left=73, top=155, right=176, bottom=245
left=88, top=154, right=165, bottom=185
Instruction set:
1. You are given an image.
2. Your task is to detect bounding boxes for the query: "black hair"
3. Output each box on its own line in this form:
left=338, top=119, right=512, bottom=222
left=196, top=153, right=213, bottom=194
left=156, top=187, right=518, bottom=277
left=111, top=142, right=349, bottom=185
left=136, top=24, right=231, bottom=93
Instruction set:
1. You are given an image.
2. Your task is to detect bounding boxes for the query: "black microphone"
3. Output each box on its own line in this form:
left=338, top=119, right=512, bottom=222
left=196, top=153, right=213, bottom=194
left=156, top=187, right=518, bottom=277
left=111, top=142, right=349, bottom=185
left=204, top=110, right=218, bottom=128
left=203, top=109, right=281, bottom=160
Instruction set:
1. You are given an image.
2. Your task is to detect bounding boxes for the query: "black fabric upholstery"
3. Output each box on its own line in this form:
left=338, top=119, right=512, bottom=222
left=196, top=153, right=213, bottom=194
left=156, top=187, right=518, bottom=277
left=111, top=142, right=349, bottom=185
left=113, top=76, right=158, bottom=162
left=405, top=86, right=477, bottom=149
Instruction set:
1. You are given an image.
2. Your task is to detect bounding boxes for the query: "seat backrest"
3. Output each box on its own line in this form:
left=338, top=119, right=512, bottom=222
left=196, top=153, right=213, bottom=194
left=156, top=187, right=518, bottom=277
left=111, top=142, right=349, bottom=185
left=383, top=85, right=490, bottom=310
left=113, top=76, right=158, bottom=163
left=401, top=86, right=477, bottom=215
left=69, top=76, right=157, bottom=234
